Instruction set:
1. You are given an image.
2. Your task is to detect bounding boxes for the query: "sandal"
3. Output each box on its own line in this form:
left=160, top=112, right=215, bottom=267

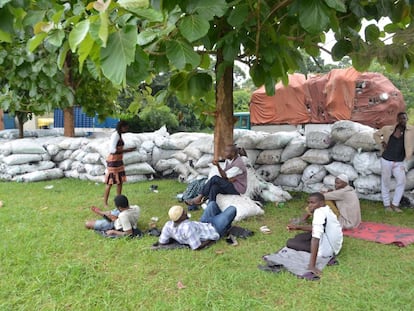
left=260, top=226, right=272, bottom=234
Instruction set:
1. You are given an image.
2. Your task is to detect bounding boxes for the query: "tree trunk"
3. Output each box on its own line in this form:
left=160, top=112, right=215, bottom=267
left=64, top=107, right=75, bottom=137
left=0, top=110, right=4, bottom=130
left=63, top=53, right=75, bottom=137
left=214, top=48, right=235, bottom=160
left=16, top=112, right=25, bottom=139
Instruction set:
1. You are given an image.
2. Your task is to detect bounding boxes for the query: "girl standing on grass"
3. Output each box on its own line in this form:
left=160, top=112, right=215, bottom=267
left=103, top=120, right=135, bottom=207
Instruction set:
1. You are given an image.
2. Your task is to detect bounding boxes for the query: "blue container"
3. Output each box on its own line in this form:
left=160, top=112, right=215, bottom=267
left=54, top=107, right=118, bottom=129
left=3, top=112, right=16, bottom=129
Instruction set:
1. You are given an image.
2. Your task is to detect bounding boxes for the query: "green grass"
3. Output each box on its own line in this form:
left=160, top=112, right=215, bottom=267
left=1, top=179, right=414, bottom=311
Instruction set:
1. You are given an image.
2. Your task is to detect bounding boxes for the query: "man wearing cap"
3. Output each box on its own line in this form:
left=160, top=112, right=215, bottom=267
left=373, top=112, right=414, bottom=212
left=323, top=174, right=361, bottom=229
left=157, top=202, right=237, bottom=250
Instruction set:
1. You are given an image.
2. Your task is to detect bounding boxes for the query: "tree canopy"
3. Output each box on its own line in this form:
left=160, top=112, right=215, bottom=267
left=2, top=0, right=414, bottom=153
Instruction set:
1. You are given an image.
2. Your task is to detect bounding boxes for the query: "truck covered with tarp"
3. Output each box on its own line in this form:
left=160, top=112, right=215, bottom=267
left=250, top=67, right=405, bottom=129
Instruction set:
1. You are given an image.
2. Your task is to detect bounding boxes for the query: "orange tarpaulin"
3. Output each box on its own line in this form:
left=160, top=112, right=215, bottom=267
left=250, top=68, right=405, bottom=128
left=250, top=74, right=310, bottom=125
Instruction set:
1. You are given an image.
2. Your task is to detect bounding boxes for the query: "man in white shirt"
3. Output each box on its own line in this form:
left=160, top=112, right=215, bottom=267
left=287, top=192, right=343, bottom=275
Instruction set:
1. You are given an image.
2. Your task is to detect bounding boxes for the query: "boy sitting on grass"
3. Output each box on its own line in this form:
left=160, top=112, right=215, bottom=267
left=85, top=194, right=140, bottom=237
left=286, top=192, right=343, bottom=275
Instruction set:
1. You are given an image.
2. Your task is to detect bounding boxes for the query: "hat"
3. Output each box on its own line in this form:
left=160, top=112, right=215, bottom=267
left=336, top=174, right=349, bottom=184
left=168, top=205, right=184, bottom=222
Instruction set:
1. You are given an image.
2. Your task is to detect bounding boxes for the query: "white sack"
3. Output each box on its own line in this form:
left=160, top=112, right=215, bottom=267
left=345, top=130, right=377, bottom=151
left=14, top=168, right=63, bottom=182
left=152, top=147, right=179, bottom=166
left=322, top=175, right=336, bottom=190
left=306, top=131, right=332, bottom=149
left=331, top=120, right=373, bottom=143
left=216, top=194, right=264, bottom=222
left=155, top=159, right=181, bottom=172
left=82, top=152, right=102, bottom=164
left=58, top=159, right=73, bottom=171
left=301, top=164, right=327, bottom=184
left=172, top=151, right=188, bottom=162
left=256, top=165, right=281, bottom=182
left=256, top=150, right=283, bottom=165
left=325, top=162, right=358, bottom=181
left=301, top=149, right=331, bottom=164
left=353, top=175, right=381, bottom=194
left=5, top=161, right=55, bottom=175
left=10, top=139, right=46, bottom=154
left=235, top=131, right=268, bottom=149
left=84, top=164, right=106, bottom=176
left=58, top=137, right=87, bottom=150
left=281, top=136, right=307, bottom=162
left=244, top=149, right=261, bottom=165
left=303, top=182, right=327, bottom=193
left=259, top=183, right=292, bottom=202
left=256, top=131, right=299, bottom=150
left=123, top=150, right=148, bottom=165
left=0, top=141, right=11, bottom=156
left=280, top=158, right=308, bottom=174
left=353, top=152, right=381, bottom=176
left=195, top=154, right=214, bottom=168
left=71, top=161, right=86, bottom=173
left=330, top=144, right=356, bottom=162
left=126, top=174, right=148, bottom=183
left=2, top=154, right=42, bottom=165
left=46, top=144, right=60, bottom=156
left=274, top=174, right=302, bottom=187
left=125, top=162, right=156, bottom=175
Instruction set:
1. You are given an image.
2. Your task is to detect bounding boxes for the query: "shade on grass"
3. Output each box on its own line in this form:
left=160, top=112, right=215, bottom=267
left=0, top=179, right=413, bottom=310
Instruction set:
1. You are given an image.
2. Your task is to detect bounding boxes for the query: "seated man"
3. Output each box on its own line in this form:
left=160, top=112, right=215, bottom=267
left=85, top=194, right=140, bottom=237
left=156, top=202, right=237, bottom=250
left=186, top=144, right=247, bottom=205
left=323, top=174, right=361, bottom=229
left=286, top=192, right=343, bottom=275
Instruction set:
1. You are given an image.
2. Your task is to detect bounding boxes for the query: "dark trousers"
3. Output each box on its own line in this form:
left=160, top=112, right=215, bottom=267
left=201, top=175, right=239, bottom=202
left=286, top=232, right=312, bottom=253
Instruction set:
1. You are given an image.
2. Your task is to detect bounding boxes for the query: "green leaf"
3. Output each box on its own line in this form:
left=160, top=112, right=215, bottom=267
left=227, top=4, right=249, bottom=27
left=169, top=72, right=188, bottom=92
left=126, top=46, right=150, bottom=85
left=297, top=0, right=330, bottom=34
left=331, top=39, right=353, bottom=61
left=187, top=0, right=228, bottom=20
left=27, top=32, right=47, bottom=52
left=99, top=12, right=109, bottom=47
left=0, top=0, right=12, bottom=9
left=166, top=40, right=200, bottom=70
left=57, top=41, right=69, bottom=70
left=137, top=29, right=157, bottom=45
left=250, top=63, right=266, bottom=87
left=22, top=10, right=46, bottom=27
left=199, top=53, right=210, bottom=69
left=47, top=29, right=65, bottom=47
left=118, top=0, right=149, bottom=9
left=324, top=0, right=346, bottom=13
left=364, top=24, right=380, bottom=43
left=101, top=25, right=137, bottom=85
left=0, top=29, right=11, bottom=43
left=187, top=72, right=213, bottom=97
left=78, top=34, right=94, bottom=72
left=69, top=20, right=90, bottom=52
left=125, top=8, right=163, bottom=22
left=178, top=14, right=209, bottom=42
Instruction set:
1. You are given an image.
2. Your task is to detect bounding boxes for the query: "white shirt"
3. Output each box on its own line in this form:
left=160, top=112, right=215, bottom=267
left=224, top=158, right=243, bottom=179
left=108, top=131, right=121, bottom=154
left=312, top=205, right=343, bottom=257
left=114, top=205, right=140, bottom=232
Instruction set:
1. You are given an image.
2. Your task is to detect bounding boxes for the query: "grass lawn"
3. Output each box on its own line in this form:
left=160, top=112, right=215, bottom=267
left=1, top=179, right=414, bottom=311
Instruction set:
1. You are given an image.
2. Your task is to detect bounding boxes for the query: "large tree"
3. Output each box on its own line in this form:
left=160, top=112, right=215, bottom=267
left=2, top=0, right=414, bottom=156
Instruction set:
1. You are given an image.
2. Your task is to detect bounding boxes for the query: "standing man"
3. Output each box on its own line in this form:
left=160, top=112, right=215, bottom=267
left=373, top=112, right=414, bottom=212
left=185, top=144, right=247, bottom=205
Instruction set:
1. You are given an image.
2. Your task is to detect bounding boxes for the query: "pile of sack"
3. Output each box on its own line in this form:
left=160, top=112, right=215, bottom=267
left=1, top=120, right=413, bottom=204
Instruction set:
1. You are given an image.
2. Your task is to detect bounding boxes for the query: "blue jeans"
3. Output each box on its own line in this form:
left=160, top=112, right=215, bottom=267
left=201, top=175, right=239, bottom=202
left=200, top=201, right=237, bottom=237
